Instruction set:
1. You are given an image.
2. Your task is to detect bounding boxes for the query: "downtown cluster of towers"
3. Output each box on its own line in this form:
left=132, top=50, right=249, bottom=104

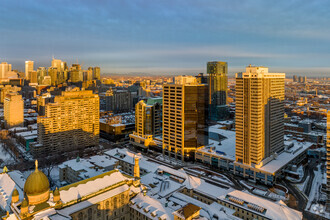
left=24, top=60, right=101, bottom=85
left=0, top=60, right=100, bottom=85
left=132, top=62, right=286, bottom=168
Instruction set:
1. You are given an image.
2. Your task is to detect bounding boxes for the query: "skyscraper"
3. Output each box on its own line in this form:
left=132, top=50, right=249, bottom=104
left=135, top=100, right=161, bottom=137
left=25, top=61, right=34, bottom=79
left=32, top=90, right=99, bottom=157
left=4, top=92, right=24, bottom=129
left=162, top=76, right=208, bottom=161
left=37, top=67, right=47, bottom=84
left=207, top=61, right=228, bottom=121
left=93, top=67, right=100, bottom=80
left=293, top=75, right=298, bottom=82
left=29, top=71, right=38, bottom=84
left=48, top=67, right=58, bottom=86
left=235, top=65, right=285, bottom=165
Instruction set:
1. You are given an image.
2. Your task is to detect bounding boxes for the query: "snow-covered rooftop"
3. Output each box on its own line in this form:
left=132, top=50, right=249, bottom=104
left=221, top=190, right=302, bottom=220
left=59, top=170, right=129, bottom=204
left=0, top=171, right=25, bottom=211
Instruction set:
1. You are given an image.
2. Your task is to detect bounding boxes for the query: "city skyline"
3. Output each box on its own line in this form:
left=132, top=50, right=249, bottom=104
left=1, top=0, right=330, bottom=76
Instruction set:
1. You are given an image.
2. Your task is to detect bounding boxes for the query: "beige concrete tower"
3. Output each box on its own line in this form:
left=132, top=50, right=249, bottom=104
left=4, top=92, right=24, bottom=129
left=162, top=76, right=208, bottom=161
left=235, top=66, right=285, bottom=166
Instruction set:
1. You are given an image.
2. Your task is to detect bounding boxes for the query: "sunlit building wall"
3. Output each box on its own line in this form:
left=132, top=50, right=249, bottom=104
left=37, top=67, right=47, bottom=84
left=48, top=67, right=58, bottom=86
left=207, top=61, right=228, bottom=106
left=0, top=62, right=12, bottom=80
left=0, top=85, right=21, bottom=103
left=162, top=76, right=208, bottom=161
left=135, top=100, right=161, bottom=137
left=235, top=66, right=285, bottom=166
left=25, top=60, right=34, bottom=79
left=93, top=66, right=101, bottom=80
left=33, top=90, right=99, bottom=157
left=4, top=92, right=24, bottom=129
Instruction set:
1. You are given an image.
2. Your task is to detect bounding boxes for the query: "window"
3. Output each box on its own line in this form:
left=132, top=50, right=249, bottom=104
left=88, top=208, right=92, bottom=220
left=105, top=201, right=110, bottom=210
left=114, top=197, right=118, bottom=209
left=97, top=205, right=101, bottom=217
left=78, top=212, right=83, bottom=219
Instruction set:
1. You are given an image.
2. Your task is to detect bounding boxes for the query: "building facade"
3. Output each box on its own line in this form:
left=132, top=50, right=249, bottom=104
left=102, top=89, right=133, bottom=113
left=25, top=61, right=34, bottom=79
left=129, top=100, right=162, bottom=148
left=93, top=66, right=101, bottom=80
left=4, top=92, right=24, bottom=129
left=32, top=90, right=99, bottom=157
left=0, top=62, right=12, bottom=81
left=207, top=61, right=228, bottom=121
left=235, top=66, right=285, bottom=166
left=162, top=77, right=208, bottom=161
left=135, top=100, right=161, bottom=137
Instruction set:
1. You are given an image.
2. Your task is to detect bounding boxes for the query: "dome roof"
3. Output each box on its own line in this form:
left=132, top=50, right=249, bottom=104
left=24, top=160, right=50, bottom=196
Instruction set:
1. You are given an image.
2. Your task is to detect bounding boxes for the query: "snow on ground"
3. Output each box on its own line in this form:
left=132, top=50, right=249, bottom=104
left=156, top=155, right=185, bottom=166
left=0, top=143, right=15, bottom=166
left=285, top=165, right=305, bottom=182
left=295, top=176, right=309, bottom=192
left=210, top=175, right=231, bottom=184
left=306, top=164, right=328, bottom=219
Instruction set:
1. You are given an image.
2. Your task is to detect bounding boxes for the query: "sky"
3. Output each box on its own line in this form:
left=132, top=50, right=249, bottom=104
left=0, top=0, right=330, bottom=76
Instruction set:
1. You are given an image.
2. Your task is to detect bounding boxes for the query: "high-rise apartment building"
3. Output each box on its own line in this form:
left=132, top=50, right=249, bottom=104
left=235, top=66, right=285, bottom=166
left=25, top=61, right=34, bottom=79
left=327, top=111, right=330, bottom=212
left=162, top=76, right=208, bottom=161
left=4, top=92, right=24, bottom=129
left=32, top=90, right=99, bottom=157
left=135, top=100, right=162, bottom=137
left=207, top=61, right=228, bottom=120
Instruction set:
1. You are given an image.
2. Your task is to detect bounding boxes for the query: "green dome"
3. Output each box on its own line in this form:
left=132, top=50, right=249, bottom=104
left=21, top=199, right=28, bottom=207
left=12, top=188, right=19, bottom=197
left=24, top=160, right=50, bottom=196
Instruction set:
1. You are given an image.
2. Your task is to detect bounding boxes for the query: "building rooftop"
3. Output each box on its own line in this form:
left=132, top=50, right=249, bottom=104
left=220, top=190, right=302, bottom=220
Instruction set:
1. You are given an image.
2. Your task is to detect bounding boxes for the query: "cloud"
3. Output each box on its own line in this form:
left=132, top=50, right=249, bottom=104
left=0, top=0, right=329, bottom=76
